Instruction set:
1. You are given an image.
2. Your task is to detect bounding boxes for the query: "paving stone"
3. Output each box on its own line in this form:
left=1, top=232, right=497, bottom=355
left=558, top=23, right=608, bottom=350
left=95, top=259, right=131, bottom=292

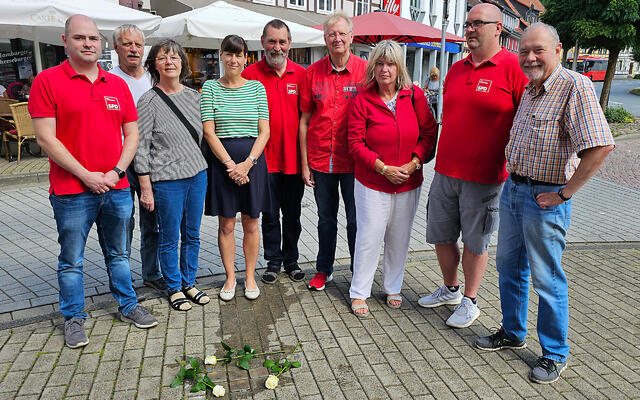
left=65, top=373, right=95, bottom=397
left=137, top=377, right=161, bottom=400
left=39, top=386, right=67, bottom=400
left=88, top=381, right=115, bottom=400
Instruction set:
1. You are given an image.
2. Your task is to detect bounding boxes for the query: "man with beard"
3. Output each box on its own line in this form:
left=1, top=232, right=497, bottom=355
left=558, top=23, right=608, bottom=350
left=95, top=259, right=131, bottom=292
left=29, top=15, right=157, bottom=349
left=418, top=3, right=528, bottom=328
left=108, top=24, right=165, bottom=294
left=299, top=12, right=366, bottom=291
left=475, top=22, right=614, bottom=384
left=242, top=20, right=306, bottom=284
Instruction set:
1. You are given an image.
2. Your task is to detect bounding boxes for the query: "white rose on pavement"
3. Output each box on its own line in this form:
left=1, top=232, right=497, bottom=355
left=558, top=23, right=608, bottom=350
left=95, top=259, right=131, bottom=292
left=265, top=375, right=279, bottom=389
left=212, top=384, right=225, bottom=397
left=204, top=355, right=217, bottom=365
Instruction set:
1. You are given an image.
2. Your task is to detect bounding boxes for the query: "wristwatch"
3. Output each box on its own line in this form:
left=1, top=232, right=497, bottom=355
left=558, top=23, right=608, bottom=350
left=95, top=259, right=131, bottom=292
left=112, top=167, right=126, bottom=179
left=557, top=187, right=571, bottom=201
left=412, top=158, right=422, bottom=170
left=248, top=155, right=258, bottom=165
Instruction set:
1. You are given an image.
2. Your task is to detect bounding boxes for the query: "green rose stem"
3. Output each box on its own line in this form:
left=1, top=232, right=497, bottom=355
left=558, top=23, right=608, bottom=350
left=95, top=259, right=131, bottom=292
left=276, top=342, right=302, bottom=378
left=227, top=350, right=285, bottom=361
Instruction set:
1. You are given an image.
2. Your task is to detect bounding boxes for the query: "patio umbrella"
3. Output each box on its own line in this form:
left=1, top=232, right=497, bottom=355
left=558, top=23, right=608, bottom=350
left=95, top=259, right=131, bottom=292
left=0, top=0, right=161, bottom=72
left=314, top=10, right=465, bottom=45
left=147, top=0, right=325, bottom=50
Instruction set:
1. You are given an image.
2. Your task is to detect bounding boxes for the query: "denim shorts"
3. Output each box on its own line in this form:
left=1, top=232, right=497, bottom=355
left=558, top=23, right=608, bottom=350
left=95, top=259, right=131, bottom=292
left=426, top=172, right=503, bottom=255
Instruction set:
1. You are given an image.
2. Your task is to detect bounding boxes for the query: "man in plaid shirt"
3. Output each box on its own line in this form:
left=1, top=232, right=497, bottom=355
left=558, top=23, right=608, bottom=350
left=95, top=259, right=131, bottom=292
left=475, top=22, right=615, bottom=384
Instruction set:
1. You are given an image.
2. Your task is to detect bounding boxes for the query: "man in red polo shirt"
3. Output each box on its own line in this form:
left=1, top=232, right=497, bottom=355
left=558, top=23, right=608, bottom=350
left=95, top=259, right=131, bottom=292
left=299, top=11, right=367, bottom=290
left=29, top=15, right=157, bottom=349
left=242, top=19, right=306, bottom=285
left=418, top=3, right=528, bottom=328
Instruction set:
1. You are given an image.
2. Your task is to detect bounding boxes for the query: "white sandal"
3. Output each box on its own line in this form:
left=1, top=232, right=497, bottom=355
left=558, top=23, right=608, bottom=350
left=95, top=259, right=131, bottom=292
left=219, top=281, right=236, bottom=301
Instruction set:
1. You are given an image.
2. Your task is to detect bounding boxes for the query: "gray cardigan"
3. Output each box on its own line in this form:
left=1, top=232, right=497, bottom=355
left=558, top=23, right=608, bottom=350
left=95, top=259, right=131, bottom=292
left=134, top=87, right=208, bottom=182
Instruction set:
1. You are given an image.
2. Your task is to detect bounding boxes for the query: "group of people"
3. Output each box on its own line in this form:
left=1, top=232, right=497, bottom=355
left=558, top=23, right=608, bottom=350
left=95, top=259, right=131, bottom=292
left=28, top=2, right=614, bottom=385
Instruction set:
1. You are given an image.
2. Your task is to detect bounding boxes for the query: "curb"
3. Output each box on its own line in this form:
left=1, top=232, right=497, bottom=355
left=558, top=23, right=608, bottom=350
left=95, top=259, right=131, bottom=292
left=0, top=171, right=48, bottom=189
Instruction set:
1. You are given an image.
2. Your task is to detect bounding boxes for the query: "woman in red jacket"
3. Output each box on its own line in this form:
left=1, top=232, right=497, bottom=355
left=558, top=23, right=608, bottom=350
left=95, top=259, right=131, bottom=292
left=348, top=40, right=437, bottom=317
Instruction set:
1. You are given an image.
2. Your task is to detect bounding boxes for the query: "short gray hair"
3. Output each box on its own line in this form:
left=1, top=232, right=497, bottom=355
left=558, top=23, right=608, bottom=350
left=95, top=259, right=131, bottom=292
left=323, top=11, right=353, bottom=34
left=364, top=40, right=412, bottom=91
left=524, top=22, right=560, bottom=45
left=112, top=24, right=145, bottom=47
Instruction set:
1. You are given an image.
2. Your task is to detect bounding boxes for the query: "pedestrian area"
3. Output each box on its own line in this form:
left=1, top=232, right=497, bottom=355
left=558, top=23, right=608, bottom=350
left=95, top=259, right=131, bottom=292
left=0, top=245, right=638, bottom=399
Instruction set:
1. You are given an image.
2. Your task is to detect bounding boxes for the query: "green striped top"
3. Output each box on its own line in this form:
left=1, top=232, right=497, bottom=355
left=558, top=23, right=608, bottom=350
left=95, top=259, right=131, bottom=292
left=200, top=79, right=269, bottom=138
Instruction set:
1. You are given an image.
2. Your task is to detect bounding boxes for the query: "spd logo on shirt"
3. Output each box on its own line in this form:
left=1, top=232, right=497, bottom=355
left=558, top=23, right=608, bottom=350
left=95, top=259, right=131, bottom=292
left=287, top=84, right=298, bottom=95
left=104, top=96, right=121, bottom=111
left=476, top=79, right=492, bottom=93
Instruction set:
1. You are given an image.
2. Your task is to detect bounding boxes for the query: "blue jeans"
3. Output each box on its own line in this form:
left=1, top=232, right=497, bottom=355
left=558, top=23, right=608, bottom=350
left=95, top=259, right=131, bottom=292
left=50, top=188, right=138, bottom=320
left=312, top=170, right=357, bottom=274
left=153, top=170, right=207, bottom=294
left=496, top=176, right=572, bottom=362
left=126, top=164, right=161, bottom=281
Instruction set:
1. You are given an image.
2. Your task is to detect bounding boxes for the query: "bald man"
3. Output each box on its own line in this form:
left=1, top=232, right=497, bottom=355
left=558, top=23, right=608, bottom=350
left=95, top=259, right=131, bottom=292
left=419, top=3, right=528, bottom=328
left=29, top=14, right=157, bottom=349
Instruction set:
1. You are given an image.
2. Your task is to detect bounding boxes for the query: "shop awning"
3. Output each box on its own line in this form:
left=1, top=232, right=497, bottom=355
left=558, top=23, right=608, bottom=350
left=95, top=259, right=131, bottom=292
left=0, top=0, right=161, bottom=46
left=147, top=0, right=325, bottom=50
left=313, top=10, right=466, bottom=45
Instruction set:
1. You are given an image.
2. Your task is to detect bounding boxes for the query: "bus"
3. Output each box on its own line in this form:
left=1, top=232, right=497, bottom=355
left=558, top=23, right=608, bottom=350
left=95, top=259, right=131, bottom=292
left=566, top=57, right=608, bottom=81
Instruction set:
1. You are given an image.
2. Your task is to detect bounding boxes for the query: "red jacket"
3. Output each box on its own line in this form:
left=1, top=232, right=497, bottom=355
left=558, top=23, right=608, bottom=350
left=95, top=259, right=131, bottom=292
left=348, top=84, right=437, bottom=194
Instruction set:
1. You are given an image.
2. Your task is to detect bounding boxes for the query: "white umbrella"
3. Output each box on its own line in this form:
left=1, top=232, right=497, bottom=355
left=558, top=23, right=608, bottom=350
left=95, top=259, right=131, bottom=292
left=148, top=0, right=325, bottom=50
left=0, top=0, right=161, bottom=72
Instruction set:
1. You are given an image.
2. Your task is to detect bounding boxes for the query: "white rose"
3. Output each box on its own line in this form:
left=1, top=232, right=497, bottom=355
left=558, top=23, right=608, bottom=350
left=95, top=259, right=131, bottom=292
left=204, top=355, right=217, bottom=365
left=212, top=384, right=225, bottom=397
left=265, top=375, right=279, bottom=390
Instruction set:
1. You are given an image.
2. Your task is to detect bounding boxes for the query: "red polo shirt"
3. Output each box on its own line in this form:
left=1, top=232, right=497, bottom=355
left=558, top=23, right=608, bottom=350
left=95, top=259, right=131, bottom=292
left=28, top=59, right=137, bottom=195
left=435, top=48, right=528, bottom=184
left=242, top=57, right=305, bottom=174
left=300, top=54, right=367, bottom=174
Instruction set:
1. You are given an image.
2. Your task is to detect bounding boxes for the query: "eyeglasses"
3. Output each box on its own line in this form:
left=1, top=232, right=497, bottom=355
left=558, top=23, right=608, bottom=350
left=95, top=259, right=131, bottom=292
left=155, top=56, right=181, bottom=64
left=326, top=32, right=350, bottom=39
left=463, top=20, right=499, bottom=30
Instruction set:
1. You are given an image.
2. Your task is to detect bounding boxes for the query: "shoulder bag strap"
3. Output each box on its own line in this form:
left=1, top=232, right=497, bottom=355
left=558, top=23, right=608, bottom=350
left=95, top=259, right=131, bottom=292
left=151, top=86, right=201, bottom=147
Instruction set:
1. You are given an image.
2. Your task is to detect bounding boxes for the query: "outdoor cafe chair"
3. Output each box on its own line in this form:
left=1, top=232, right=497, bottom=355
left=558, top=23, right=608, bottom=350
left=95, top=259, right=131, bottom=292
left=0, top=97, right=17, bottom=116
left=2, top=102, right=39, bottom=165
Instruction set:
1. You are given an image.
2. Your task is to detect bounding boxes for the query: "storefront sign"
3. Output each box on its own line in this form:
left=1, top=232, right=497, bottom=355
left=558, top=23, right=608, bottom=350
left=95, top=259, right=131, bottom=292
left=0, top=50, right=32, bottom=65
left=383, top=0, right=401, bottom=16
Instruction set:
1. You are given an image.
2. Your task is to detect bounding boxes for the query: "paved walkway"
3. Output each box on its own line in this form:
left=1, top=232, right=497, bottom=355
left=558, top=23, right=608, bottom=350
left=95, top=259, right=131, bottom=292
left=0, top=245, right=638, bottom=399
left=1, top=167, right=640, bottom=321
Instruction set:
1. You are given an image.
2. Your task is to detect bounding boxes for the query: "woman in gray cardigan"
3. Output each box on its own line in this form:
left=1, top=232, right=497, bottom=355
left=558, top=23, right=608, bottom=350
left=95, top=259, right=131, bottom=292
left=134, top=39, right=208, bottom=311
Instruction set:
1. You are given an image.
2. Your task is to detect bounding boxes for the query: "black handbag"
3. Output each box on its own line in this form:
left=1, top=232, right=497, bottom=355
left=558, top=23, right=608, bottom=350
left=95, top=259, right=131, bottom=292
left=411, top=85, right=437, bottom=164
left=151, top=86, right=210, bottom=159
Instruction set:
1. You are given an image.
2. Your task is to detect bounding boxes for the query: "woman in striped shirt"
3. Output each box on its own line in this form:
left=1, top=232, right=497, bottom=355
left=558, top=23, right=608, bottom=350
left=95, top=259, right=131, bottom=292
left=135, top=40, right=209, bottom=312
left=201, top=35, right=270, bottom=301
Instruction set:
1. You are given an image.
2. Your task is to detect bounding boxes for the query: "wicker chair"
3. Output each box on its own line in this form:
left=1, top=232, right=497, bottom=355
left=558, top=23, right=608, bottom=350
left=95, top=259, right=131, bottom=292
left=2, top=102, right=37, bottom=164
left=0, top=97, right=18, bottom=115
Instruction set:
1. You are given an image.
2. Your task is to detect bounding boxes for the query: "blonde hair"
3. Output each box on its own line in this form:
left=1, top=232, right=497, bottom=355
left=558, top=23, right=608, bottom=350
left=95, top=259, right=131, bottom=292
left=364, top=40, right=412, bottom=90
left=429, top=67, right=440, bottom=80
left=323, top=11, right=353, bottom=34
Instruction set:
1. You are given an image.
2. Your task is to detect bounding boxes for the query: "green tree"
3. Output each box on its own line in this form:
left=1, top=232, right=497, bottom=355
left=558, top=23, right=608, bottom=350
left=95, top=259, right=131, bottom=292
left=541, top=0, right=640, bottom=109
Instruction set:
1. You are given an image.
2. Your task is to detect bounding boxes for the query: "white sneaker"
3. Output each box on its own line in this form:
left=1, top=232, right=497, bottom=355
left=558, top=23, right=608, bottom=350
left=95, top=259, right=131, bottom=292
left=418, top=285, right=463, bottom=308
left=446, top=297, right=480, bottom=328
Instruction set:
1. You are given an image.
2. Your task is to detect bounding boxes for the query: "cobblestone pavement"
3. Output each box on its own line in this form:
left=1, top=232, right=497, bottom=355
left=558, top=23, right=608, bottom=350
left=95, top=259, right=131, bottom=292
left=2, top=164, right=640, bottom=320
left=0, top=245, right=638, bottom=399
left=596, top=133, right=640, bottom=191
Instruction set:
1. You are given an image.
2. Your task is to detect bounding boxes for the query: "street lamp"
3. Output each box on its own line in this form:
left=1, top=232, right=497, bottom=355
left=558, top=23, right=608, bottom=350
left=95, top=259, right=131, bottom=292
left=437, top=0, right=449, bottom=124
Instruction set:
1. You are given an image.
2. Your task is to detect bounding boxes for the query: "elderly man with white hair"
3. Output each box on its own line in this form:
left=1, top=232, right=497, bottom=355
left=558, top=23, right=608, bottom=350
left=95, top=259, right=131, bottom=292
left=475, top=22, right=615, bottom=384
left=299, top=11, right=367, bottom=291
left=108, top=24, right=165, bottom=294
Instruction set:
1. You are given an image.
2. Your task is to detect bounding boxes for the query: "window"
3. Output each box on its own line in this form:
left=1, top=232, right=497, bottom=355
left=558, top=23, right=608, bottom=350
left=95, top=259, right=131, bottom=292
left=317, top=0, right=333, bottom=13
left=290, top=48, right=311, bottom=67
left=355, top=0, right=370, bottom=15
left=289, top=0, right=305, bottom=9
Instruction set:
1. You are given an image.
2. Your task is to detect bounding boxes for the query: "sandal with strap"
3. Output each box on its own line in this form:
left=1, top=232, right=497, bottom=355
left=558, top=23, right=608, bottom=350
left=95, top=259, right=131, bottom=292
left=386, top=294, right=402, bottom=309
left=169, top=291, right=192, bottom=311
left=284, top=265, right=305, bottom=282
left=182, top=286, right=210, bottom=305
left=351, top=300, right=371, bottom=318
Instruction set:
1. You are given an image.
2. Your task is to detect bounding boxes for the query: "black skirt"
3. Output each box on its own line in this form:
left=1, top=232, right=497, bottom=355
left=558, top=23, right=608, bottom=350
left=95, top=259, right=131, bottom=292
left=204, top=137, right=268, bottom=219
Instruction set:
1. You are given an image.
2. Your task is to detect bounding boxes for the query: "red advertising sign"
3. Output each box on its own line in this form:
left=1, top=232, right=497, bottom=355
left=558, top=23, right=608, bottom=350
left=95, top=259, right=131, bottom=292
left=383, top=0, right=401, bottom=16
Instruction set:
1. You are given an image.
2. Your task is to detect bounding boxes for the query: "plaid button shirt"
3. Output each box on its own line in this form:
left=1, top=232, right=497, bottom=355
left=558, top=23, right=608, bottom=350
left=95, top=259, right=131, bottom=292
left=505, top=65, right=615, bottom=184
